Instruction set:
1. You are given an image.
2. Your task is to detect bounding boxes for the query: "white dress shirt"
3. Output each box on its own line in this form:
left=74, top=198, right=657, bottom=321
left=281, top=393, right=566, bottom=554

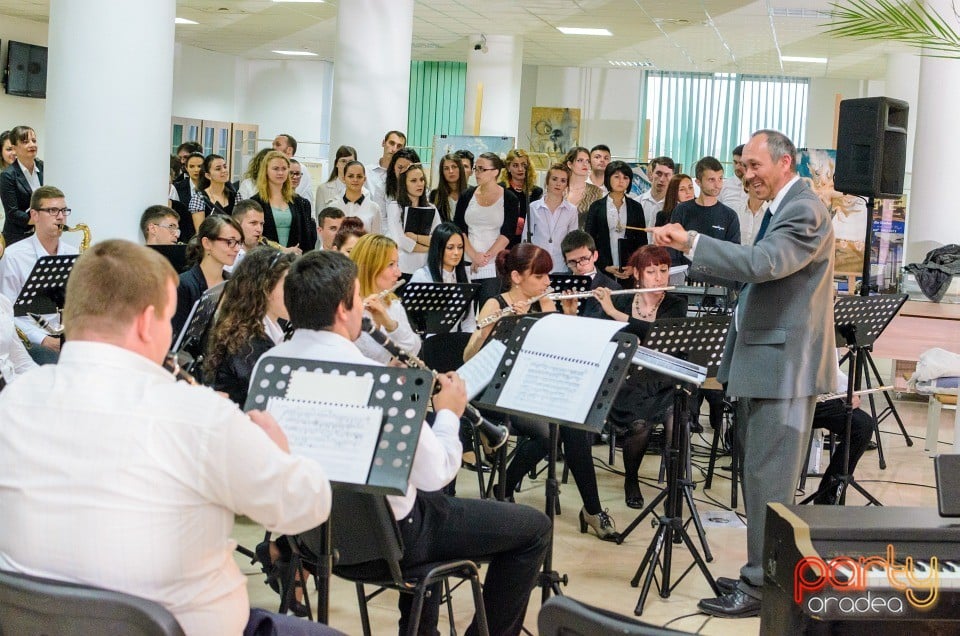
left=331, top=194, right=381, bottom=234
left=719, top=175, right=749, bottom=212
left=0, top=233, right=79, bottom=345
left=238, top=178, right=257, bottom=200
left=527, top=198, right=579, bottom=273
left=366, top=163, right=389, bottom=220
left=316, top=179, right=346, bottom=208
left=0, top=294, right=36, bottom=383
left=636, top=189, right=664, bottom=243
left=409, top=266, right=477, bottom=332
left=385, top=201, right=441, bottom=274
left=736, top=199, right=769, bottom=246
left=19, top=161, right=41, bottom=192
left=0, top=341, right=331, bottom=636
left=260, top=329, right=461, bottom=520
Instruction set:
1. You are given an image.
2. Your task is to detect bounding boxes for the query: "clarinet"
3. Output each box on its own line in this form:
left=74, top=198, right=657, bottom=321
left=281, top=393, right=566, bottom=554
left=361, top=318, right=509, bottom=450
left=163, top=351, right=200, bottom=386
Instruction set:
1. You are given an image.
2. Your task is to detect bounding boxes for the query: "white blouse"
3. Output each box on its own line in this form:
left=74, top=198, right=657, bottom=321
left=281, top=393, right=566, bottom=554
left=355, top=297, right=422, bottom=364
left=332, top=195, right=381, bottom=234
left=385, top=201, right=441, bottom=274
left=527, top=198, right=579, bottom=273
left=463, top=193, right=504, bottom=279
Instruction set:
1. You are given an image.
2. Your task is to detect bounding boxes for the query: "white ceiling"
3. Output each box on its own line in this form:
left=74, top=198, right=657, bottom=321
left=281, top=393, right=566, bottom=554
left=0, top=0, right=910, bottom=79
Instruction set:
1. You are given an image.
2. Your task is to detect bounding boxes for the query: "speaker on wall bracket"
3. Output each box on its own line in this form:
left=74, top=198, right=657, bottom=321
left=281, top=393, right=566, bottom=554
left=834, top=97, right=909, bottom=200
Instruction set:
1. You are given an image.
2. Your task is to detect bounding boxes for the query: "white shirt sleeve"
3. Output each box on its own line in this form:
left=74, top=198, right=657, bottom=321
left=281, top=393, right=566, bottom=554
left=238, top=178, right=257, bottom=200
left=406, top=409, right=463, bottom=492
left=386, top=300, right=421, bottom=356
left=386, top=202, right=417, bottom=254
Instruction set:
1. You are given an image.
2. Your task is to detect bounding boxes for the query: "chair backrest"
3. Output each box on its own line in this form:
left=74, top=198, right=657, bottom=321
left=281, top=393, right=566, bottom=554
left=537, top=596, right=692, bottom=636
left=297, top=489, right=405, bottom=584
left=0, top=569, right=185, bottom=636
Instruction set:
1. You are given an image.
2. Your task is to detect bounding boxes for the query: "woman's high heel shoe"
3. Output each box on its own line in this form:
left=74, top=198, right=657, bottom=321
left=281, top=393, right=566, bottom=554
left=579, top=507, right=620, bottom=542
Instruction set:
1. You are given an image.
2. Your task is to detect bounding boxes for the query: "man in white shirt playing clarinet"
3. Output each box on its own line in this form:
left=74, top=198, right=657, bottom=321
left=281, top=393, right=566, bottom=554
left=260, top=250, right=551, bottom=636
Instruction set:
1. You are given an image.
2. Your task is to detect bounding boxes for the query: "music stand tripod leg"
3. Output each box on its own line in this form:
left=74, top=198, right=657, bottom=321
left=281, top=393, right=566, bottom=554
left=864, top=348, right=913, bottom=447
left=678, top=416, right=713, bottom=561
left=538, top=421, right=568, bottom=604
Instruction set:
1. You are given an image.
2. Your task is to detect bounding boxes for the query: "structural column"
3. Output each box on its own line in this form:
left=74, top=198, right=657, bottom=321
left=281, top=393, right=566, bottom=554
left=45, top=0, right=176, bottom=245
left=330, top=0, right=413, bottom=169
left=904, top=0, right=960, bottom=262
left=463, top=35, right=524, bottom=138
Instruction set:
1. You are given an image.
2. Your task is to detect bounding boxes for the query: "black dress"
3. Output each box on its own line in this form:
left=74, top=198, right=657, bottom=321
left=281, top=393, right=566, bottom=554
left=606, top=292, right=687, bottom=433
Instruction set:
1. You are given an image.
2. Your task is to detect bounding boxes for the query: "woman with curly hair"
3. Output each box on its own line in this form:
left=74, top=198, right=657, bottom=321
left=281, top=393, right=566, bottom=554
left=205, top=246, right=297, bottom=406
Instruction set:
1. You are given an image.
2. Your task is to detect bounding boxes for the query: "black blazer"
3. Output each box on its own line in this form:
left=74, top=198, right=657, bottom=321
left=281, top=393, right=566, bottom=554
left=212, top=334, right=275, bottom=407
left=453, top=186, right=521, bottom=256
left=171, top=180, right=197, bottom=244
left=172, top=264, right=207, bottom=340
left=501, top=182, right=543, bottom=246
left=583, top=195, right=647, bottom=271
left=1, top=159, right=44, bottom=245
left=250, top=194, right=317, bottom=251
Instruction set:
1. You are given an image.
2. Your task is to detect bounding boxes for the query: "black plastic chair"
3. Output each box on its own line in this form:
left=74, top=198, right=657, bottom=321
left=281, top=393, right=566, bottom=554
left=295, top=490, right=488, bottom=636
left=0, top=569, right=185, bottom=636
left=538, top=596, right=693, bottom=635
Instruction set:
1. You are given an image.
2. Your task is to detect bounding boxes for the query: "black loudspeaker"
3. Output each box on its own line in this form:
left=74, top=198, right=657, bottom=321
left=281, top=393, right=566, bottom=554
left=835, top=97, right=909, bottom=199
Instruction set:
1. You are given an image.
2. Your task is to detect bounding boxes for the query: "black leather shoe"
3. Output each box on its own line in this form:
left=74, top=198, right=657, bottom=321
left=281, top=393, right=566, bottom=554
left=715, top=576, right=739, bottom=595
left=866, top=440, right=878, bottom=451
left=625, top=494, right=644, bottom=509
left=698, top=589, right=761, bottom=618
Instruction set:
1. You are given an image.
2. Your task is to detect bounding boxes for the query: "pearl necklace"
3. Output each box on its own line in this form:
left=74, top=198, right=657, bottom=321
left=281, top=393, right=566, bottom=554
left=633, top=292, right=664, bottom=321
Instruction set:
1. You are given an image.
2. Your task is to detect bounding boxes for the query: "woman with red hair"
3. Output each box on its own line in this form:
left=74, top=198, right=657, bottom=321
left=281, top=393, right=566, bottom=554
left=595, top=245, right=688, bottom=509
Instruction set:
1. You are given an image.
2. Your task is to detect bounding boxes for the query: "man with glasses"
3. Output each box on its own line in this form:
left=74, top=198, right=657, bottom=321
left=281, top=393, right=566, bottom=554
left=139, top=205, right=181, bottom=246
left=559, top=229, right=621, bottom=319
left=0, top=185, right=79, bottom=363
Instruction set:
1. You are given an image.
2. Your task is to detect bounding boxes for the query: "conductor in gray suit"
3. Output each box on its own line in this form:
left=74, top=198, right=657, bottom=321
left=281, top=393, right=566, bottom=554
left=653, top=129, right=836, bottom=618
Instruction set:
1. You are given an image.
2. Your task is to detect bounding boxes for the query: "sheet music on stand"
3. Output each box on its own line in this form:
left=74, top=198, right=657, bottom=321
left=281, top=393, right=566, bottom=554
left=172, top=281, right=225, bottom=353
left=400, top=282, right=478, bottom=334
left=13, top=254, right=79, bottom=317
left=245, top=357, right=433, bottom=494
left=476, top=314, right=638, bottom=432
left=832, top=293, right=907, bottom=346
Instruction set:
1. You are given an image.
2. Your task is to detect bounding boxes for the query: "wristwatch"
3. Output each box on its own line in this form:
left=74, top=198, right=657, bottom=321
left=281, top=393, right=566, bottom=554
left=684, top=230, right=699, bottom=252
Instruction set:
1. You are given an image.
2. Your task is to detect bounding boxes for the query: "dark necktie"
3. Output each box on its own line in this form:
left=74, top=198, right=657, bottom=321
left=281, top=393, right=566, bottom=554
left=753, top=209, right=773, bottom=244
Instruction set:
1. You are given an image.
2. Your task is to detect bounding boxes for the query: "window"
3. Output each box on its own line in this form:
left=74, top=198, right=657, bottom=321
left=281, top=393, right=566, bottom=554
left=641, top=71, right=809, bottom=171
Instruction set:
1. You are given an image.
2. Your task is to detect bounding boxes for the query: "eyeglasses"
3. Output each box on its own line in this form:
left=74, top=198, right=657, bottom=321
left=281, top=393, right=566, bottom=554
left=154, top=223, right=180, bottom=235
left=37, top=207, right=71, bottom=217
left=566, top=255, right=593, bottom=268
left=212, top=237, right=242, bottom=248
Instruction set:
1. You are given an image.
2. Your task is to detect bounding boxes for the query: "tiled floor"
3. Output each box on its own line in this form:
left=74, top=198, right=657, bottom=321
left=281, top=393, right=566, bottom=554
left=234, top=393, right=946, bottom=635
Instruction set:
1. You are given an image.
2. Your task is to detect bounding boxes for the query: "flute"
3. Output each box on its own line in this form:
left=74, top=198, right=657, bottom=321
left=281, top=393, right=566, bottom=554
left=544, top=286, right=675, bottom=301
left=364, top=280, right=405, bottom=307
left=361, top=318, right=509, bottom=450
left=475, top=287, right=554, bottom=329
left=816, top=385, right=895, bottom=403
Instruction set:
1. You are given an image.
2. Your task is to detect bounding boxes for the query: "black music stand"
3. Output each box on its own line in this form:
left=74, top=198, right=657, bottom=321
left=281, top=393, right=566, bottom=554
left=400, top=282, right=478, bottom=334
left=475, top=315, right=638, bottom=603
left=171, top=281, right=225, bottom=374
left=147, top=244, right=189, bottom=274
left=615, top=315, right=730, bottom=615
left=833, top=294, right=912, bottom=470
left=245, top=357, right=432, bottom=623
left=12, top=254, right=78, bottom=318
left=548, top=274, right=591, bottom=315
left=801, top=294, right=907, bottom=506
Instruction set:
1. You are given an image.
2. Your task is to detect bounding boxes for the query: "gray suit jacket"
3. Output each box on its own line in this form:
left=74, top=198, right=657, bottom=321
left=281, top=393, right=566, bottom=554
left=688, top=178, right=836, bottom=399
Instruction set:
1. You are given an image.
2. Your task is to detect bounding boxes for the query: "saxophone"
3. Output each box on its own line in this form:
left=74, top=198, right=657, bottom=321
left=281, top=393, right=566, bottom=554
left=60, top=223, right=91, bottom=253
left=258, top=236, right=283, bottom=249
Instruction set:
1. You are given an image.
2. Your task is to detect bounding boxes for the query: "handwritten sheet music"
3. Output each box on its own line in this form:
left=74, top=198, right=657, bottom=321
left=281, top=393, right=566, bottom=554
left=267, top=396, right=382, bottom=485
left=286, top=370, right=373, bottom=405
left=457, top=339, right=506, bottom=399
left=497, top=314, right=625, bottom=423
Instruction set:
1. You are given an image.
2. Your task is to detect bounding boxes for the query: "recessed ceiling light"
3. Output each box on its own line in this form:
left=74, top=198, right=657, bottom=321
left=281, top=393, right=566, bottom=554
left=608, top=60, right=654, bottom=68
left=175, top=17, right=198, bottom=24
left=781, top=55, right=828, bottom=63
left=272, top=50, right=319, bottom=56
left=557, top=27, right=613, bottom=36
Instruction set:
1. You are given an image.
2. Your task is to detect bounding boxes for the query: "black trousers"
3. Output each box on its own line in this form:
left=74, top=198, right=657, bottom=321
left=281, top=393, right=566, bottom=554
left=503, top=420, right=603, bottom=514
left=397, top=490, right=551, bottom=636
left=813, top=399, right=873, bottom=489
